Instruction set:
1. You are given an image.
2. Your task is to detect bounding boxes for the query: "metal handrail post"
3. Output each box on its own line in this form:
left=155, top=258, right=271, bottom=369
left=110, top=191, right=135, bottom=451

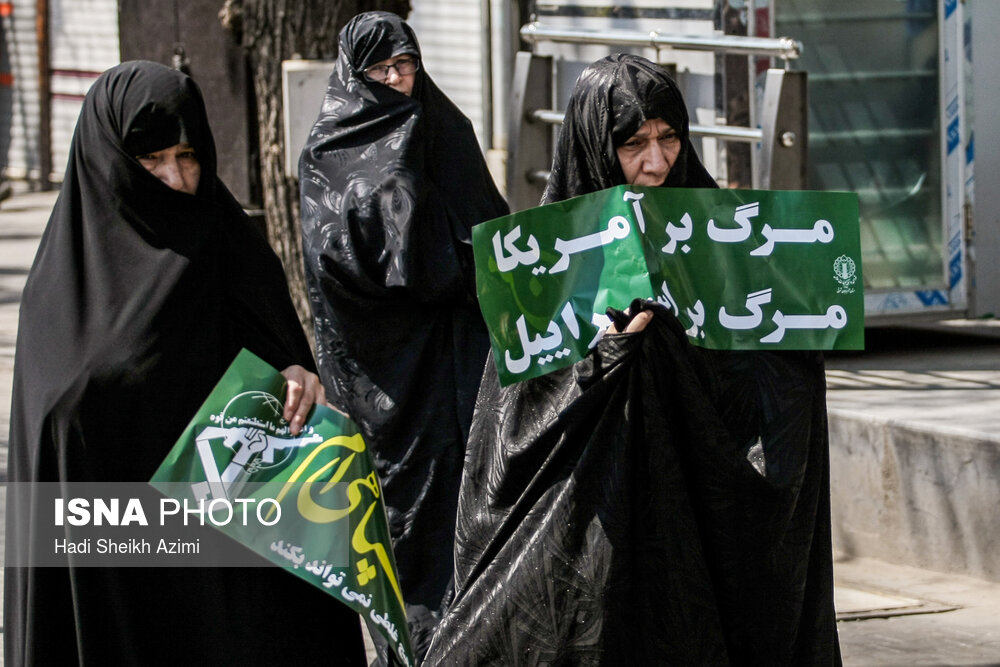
left=758, top=69, right=808, bottom=190
left=508, top=52, right=554, bottom=211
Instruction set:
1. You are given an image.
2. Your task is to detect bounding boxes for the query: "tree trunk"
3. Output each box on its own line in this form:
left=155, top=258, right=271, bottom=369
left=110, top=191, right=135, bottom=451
left=220, top=0, right=411, bottom=345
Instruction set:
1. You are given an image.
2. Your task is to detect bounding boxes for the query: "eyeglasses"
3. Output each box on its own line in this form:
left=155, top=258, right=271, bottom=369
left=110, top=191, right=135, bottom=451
left=363, top=57, right=420, bottom=83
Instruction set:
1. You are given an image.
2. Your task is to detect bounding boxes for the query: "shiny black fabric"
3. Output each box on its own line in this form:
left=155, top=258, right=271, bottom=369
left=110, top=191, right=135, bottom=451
left=4, top=61, right=365, bottom=666
left=426, top=306, right=839, bottom=665
left=299, top=11, right=509, bottom=656
left=425, top=55, right=841, bottom=665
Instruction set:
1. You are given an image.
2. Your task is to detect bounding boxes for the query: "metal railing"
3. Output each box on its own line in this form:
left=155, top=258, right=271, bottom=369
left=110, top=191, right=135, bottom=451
left=520, top=22, right=802, bottom=63
left=528, top=108, right=766, bottom=142
left=507, top=23, right=808, bottom=211
left=522, top=109, right=766, bottom=185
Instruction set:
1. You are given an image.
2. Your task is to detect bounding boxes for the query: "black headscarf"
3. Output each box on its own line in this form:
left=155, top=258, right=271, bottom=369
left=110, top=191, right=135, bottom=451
left=425, top=55, right=841, bottom=664
left=299, top=11, right=509, bottom=657
left=542, top=53, right=718, bottom=203
left=4, top=60, right=365, bottom=665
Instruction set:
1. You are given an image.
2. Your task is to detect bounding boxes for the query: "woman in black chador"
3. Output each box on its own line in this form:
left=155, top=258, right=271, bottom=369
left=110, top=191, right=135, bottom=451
left=425, top=55, right=842, bottom=665
left=299, top=11, right=509, bottom=656
left=4, top=60, right=366, bottom=665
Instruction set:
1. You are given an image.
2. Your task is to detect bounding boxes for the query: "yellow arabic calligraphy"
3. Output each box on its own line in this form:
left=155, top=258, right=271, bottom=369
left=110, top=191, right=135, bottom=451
left=267, top=433, right=366, bottom=521
left=265, top=432, right=406, bottom=612
left=353, top=500, right=406, bottom=613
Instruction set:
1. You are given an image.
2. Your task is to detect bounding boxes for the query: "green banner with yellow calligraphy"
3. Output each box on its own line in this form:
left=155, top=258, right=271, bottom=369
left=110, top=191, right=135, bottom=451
left=475, top=185, right=863, bottom=386
left=150, top=349, right=413, bottom=666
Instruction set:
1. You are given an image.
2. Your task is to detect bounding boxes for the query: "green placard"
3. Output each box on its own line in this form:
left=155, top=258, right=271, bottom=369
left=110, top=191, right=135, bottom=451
left=151, top=349, right=414, bottom=666
left=475, top=185, right=863, bottom=386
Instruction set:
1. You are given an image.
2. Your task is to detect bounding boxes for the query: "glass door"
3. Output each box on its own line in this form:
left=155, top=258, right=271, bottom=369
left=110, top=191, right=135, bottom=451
left=775, top=1, right=962, bottom=317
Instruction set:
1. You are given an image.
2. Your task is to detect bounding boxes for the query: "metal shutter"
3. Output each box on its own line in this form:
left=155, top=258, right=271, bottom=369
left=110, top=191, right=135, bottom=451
left=0, top=0, right=118, bottom=182
left=407, top=1, right=488, bottom=148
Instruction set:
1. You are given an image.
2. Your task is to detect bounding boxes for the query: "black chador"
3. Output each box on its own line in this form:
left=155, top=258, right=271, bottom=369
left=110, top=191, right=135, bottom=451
left=4, top=60, right=366, bottom=666
left=424, top=55, right=842, bottom=666
left=299, top=11, right=509, bottom=656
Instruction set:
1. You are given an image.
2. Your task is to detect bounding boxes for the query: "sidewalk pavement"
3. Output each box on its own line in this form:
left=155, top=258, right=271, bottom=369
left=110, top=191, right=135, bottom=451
left=826, top=324, right=1000, bottom=665
left=834, top=556, right=1000, bottom=665
left=0, top=189, right=998, bottom=665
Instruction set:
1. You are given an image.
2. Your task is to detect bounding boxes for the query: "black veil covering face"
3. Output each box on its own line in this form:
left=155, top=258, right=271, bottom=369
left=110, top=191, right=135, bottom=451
left=542, top=53, right=717, bottom=203
left=4, top=61, right=365, bottom=666
left=299, top=11, right=509, bottom=656
left=425, top=55, right=841, bottom=665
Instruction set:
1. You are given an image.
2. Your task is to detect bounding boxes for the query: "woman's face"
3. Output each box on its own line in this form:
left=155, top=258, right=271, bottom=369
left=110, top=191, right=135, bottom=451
left=363, top=54, right=419, bottom=96
left=615, top=118, right=681, bottom=186
left=136, top=142, right=201, bottom=195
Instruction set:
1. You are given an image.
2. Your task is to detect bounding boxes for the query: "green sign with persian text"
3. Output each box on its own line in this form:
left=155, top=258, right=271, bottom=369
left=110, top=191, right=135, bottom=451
left=474, top=185, right=863, bottom=386
left=151, top=349, right=414, bottom=666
